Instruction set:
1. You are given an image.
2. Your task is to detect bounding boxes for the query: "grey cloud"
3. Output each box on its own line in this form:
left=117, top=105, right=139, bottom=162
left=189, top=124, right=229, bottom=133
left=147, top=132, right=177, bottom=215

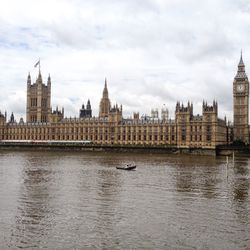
left=0, top=0, right=249, bottom=122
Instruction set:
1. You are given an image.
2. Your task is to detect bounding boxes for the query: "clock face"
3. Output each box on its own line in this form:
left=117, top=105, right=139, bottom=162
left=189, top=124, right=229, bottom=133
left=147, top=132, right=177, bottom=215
left=237, top=84, right=245, bottom=92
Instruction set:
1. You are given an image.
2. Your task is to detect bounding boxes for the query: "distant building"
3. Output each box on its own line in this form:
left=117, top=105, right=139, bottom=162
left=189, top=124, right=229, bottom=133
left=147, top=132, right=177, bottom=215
left=80, top=100, right=92, bottom=118
left=9, top=112, right=15, bottom=123
left=161, top=105, right=169, bottom=121
left=151, top=109, right=159, bottom=119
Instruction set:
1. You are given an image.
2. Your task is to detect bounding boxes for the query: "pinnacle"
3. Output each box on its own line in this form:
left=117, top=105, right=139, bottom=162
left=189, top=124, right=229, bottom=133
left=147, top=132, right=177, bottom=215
left=238, top=50, right=244, bottom=66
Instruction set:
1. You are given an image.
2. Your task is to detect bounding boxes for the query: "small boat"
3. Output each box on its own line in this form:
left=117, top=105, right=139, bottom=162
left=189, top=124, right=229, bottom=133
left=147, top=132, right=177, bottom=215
left=116, top=164, right=136, bottom=170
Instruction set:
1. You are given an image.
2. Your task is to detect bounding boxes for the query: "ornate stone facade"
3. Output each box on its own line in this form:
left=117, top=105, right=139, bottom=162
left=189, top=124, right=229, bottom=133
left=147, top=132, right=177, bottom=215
left=0, top=56, right=248, bottom=148
left=175, top=101, right=226, bottom=148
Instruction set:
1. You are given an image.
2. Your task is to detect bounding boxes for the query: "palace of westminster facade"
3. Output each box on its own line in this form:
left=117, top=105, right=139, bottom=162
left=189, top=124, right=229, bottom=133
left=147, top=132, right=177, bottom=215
left=0, top=54, right=249, bottom=148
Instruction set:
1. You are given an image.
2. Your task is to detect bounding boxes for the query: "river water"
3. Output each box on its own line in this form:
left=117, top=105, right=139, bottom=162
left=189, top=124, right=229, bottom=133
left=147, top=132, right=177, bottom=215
left=0, top=150, right=249, bottom=249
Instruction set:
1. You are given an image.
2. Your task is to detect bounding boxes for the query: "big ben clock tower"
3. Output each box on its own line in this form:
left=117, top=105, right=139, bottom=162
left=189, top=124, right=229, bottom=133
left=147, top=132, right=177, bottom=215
left=233, top=52, right=249, bottom=144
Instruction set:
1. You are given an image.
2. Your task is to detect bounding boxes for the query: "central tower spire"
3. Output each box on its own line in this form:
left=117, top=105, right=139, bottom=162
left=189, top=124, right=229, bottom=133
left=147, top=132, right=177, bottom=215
left=99, top=78, right=111, bottom=118
left=103, top=78, right=109, bottom=98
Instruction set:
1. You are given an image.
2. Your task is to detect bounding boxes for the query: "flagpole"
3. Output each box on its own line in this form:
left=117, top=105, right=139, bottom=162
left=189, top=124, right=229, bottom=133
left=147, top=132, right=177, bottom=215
left=34, top=59, right=41, bottom=74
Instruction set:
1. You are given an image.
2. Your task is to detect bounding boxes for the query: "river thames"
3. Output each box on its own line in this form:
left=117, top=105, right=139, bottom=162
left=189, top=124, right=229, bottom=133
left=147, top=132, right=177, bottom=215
left=0, top=150, right=249, bottom=249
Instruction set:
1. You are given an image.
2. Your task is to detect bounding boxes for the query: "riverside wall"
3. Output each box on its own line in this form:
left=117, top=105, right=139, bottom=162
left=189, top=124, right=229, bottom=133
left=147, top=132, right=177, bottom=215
left=216, top=145, right=250, bottom=156
left=0, top=142, right=217, bottom=156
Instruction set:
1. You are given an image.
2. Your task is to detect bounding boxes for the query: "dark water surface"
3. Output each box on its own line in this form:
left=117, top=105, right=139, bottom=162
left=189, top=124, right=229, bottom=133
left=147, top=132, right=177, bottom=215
left=0, top=150, right=249, bottom=249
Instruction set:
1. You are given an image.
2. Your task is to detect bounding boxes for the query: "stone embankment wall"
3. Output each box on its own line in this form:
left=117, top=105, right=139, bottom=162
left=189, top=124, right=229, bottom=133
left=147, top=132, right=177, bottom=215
left=0, top=142, right=217, bottom=155
left=216, top=145, right=250, bottom=156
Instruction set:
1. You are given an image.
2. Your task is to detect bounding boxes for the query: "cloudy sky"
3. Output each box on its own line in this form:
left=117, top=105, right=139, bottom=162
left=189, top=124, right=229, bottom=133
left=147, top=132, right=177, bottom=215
left=0, top=0, right=250, bottom=121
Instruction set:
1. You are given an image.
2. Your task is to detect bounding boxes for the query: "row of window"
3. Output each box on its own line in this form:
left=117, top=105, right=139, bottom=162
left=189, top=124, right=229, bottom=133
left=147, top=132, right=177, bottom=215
left=5, top=126, right=177, bottom=134
left=29, top=116, right=48, bottom=123
left=3, top=134, right=176, bottom=142
left=3, top=132, right=212, bottom=143
left=181, top=135, right=211, bottom=142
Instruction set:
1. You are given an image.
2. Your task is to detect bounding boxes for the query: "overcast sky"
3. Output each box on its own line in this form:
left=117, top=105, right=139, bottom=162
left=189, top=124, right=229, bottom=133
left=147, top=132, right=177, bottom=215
left=0, top=0, right=250, bottom=121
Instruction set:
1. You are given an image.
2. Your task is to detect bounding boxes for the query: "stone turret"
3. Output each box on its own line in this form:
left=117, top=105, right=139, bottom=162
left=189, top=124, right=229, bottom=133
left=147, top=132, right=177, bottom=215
left=175, top=101, right=193, bottom=118
left=175, top=101, right=193, bottom=147
left=27, top=72, right=31, bottom=86
left=109, top=104, right=122, bottom=123
left=202, top=100, right=218, bottom=115
left=49, top=106, right=64, bottom=123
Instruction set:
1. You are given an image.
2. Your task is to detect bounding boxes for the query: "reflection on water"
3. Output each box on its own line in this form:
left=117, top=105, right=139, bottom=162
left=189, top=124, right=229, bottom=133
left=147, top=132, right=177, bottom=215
left=0, top=150, right=249, bottom=249
left=232, top=159, right=249, bottom=202
left=10, top=155, right=54, bottom=249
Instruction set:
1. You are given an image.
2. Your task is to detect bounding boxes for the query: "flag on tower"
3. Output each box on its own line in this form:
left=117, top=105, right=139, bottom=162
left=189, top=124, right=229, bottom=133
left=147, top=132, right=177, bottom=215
left=34, top=60, right=40, bottom=68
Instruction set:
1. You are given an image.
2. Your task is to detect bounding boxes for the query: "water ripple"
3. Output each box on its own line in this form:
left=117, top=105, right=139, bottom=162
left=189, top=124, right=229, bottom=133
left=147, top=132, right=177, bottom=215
left=0, top=151, right=249, bottom=249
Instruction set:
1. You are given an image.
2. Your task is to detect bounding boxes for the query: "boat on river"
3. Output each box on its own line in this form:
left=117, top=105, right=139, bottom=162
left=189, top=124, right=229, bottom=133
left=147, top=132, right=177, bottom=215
left=116, top=164, right=136, bottom=170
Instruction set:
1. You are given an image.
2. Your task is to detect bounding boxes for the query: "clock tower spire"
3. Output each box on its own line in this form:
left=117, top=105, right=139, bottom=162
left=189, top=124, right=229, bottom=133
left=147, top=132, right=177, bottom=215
left=233, top=52, right=249, bottom=144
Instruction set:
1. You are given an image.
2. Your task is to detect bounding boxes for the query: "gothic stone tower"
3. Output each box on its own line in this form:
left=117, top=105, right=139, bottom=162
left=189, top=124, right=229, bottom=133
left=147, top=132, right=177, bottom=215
left=175, top=101, right=193, bottom=147
left=99, top=78, right=111, bottom=118
left=202, top=101, right=218, bottom=146
left=233, top=53, right=249, bottom=144
left=26, top=70, right=51, bottom=123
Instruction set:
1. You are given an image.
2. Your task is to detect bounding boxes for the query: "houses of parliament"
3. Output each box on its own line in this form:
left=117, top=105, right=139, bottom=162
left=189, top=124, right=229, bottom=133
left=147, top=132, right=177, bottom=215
left=0, top=54, right=249, bottom=149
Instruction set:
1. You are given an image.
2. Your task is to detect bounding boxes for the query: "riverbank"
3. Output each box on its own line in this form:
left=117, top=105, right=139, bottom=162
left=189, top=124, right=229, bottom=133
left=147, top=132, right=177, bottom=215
left=0, top=142, right=217, bottom=156
left=2, top=142, right=250, bottom=156
left=216, top=145, right=250, bottom=156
